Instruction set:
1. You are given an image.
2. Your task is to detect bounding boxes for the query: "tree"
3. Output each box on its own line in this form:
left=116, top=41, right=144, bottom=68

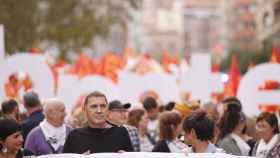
left=0, top=0, right=141, bottom=59
left=0, top=0, right=40, bottom=53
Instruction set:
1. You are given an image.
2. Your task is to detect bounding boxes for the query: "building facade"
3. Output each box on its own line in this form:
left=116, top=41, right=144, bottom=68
left=183, top=0, right=225, bottom=54
left=105, top=0, right=280, bottom=56
left=255, top=0, right=280, bottom=42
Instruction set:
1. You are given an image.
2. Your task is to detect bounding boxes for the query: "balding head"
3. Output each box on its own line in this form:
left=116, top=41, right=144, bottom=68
left=43, top=98, right=66, bottom=127
left=43, top=98, right=64, bottom=113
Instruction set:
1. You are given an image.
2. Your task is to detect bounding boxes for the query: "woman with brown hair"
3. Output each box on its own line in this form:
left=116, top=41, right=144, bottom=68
left=252, top=112, right=280, bottom=158
left=0, top=119, right=34, bottom=158
left=128, top=108, right=154, bottom=152
left=218, top=103, right=250, bottom=156
left=152, top=111, right=187, bottom=152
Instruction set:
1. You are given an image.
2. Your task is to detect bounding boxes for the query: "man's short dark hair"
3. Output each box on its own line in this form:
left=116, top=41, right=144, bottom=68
left=23, top=91, right=41, bottom=108
left=1, top=99, right=18, bottom=114
left=143, top=97, right=158, bottom=111
left=84, top=91, right=108, bottom=106
left=183, top=110, right=214, bottom=141
left=165, top=101, right=176, bottom=111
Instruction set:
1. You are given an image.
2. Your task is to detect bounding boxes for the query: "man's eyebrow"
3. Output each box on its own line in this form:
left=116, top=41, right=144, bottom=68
left=88, top=103, right=106, bottom=106
left=89, top=104, right=98, bottom=106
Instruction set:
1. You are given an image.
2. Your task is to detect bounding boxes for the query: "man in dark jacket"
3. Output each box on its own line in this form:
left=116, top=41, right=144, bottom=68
left=21, top=91, right=44, bottom=141
left=63, top=91, right=133, bottom=154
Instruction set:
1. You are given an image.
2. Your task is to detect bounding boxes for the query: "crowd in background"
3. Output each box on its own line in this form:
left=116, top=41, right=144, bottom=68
left=0, top=90, right=280, bottom=158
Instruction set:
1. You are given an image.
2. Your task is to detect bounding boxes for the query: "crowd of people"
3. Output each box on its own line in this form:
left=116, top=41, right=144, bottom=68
left=0, top=90, right=280, bottom=158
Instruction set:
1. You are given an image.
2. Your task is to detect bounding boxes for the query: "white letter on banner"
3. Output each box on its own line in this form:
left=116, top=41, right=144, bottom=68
left=118, top=71, right=180, bottom=105
left=57, top=74, right=120, bottom=113
left=179, top=53, right=224, bottom=103
left=237, top=63, right=280, bottom=117
left=0, top=53, right=54, bottom=101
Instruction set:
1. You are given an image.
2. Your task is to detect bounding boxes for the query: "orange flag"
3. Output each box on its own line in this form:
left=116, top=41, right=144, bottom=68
left=4, top=74, right=20, bottom=98
left=99, top=53, right=125, bottom=83
left=224, top=55, right=241, bottom=97
left=65, top=54, right=96, bottom=79
left=271, top=45, right=280, bottom=63
left=76, top=54, right=95, bottom=78
left=48, top=63, right=59, bottom=94
left=161, top=51, right=180, bottom=73
left=54, top=59, right=66, bottom=68
left=135, top=53, right=152, bottom=74
left=29, top=47, right=42, bottom=55
left=161, top=51, right=171, bottom=73
left=211, top=63, right=220, bottom=73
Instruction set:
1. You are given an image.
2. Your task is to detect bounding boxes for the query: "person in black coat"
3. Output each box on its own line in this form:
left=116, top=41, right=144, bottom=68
left=63, top=91, right=133, bottom=154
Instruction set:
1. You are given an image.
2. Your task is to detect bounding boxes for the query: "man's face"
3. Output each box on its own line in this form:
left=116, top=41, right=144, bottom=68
left=107, top=108, right=128, bottom=125
left=147, top=108, right=158, bottom=120
left=46, top=104, right=66, bottom=127
left=184, top=129, right=195, bottom=146
left=84, top=96, right=108, bottom=128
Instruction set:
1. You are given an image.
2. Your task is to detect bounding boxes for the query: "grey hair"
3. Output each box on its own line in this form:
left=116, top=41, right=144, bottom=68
left=42, top=98, right=65, bottom=114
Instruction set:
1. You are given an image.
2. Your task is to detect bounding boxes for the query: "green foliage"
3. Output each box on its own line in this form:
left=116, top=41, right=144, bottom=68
left=221, top=41, right=277, bottom=74
left=0, top=0, right=141, bottom=59
left=40, top=0, right=114, bottom=59
left=0, top=0, right=40, bottom=53
left=221, top=24, right=280, bottom=74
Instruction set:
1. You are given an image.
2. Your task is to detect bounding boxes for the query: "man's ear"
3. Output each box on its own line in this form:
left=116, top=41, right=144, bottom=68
left=190, top=128, right=197, bottom=138
left=82, top=104, right=86, bottom=112
left=106, top=111, right=111, bottom=116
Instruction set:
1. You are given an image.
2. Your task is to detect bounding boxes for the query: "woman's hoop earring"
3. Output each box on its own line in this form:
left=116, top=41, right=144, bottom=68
left=0, top=143, right=8, bottom=153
